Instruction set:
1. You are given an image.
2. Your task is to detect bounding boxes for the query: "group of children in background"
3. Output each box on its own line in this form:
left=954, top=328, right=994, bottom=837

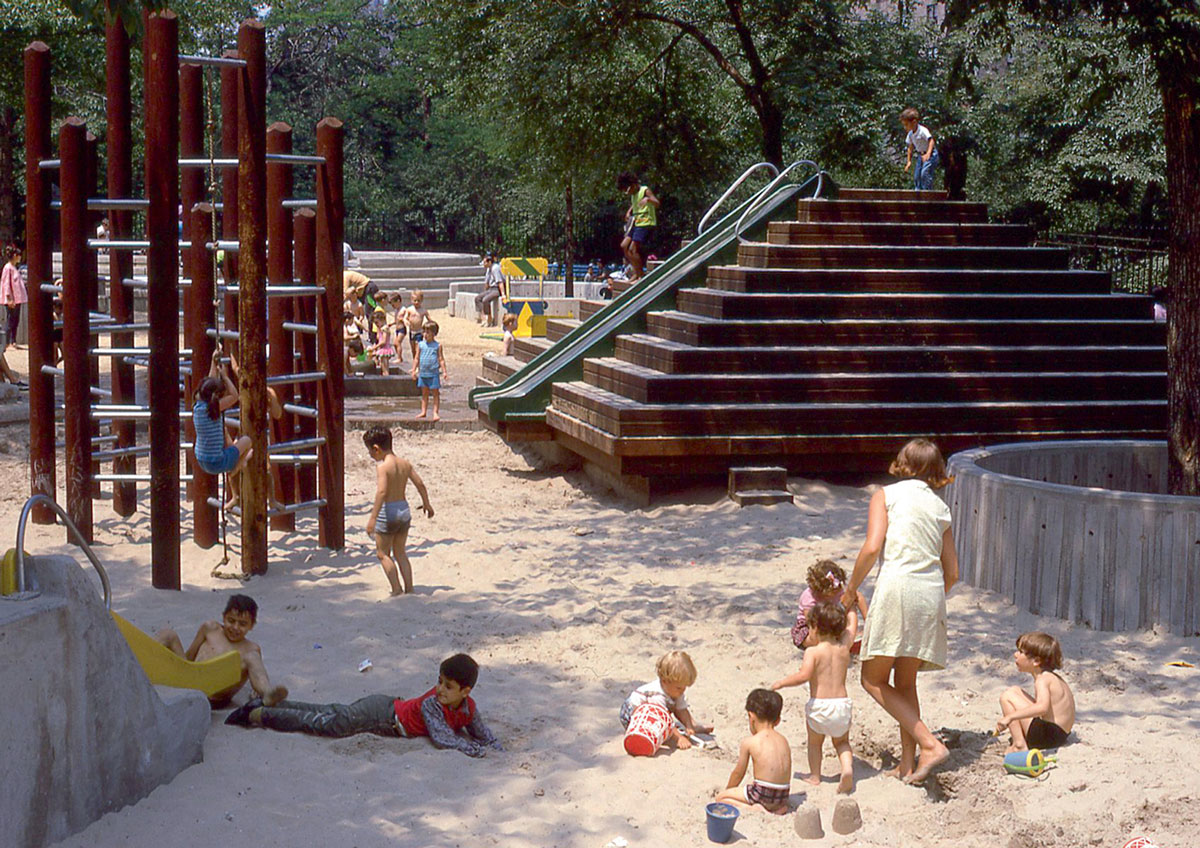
left=617, top=557, right=1076, bottom=817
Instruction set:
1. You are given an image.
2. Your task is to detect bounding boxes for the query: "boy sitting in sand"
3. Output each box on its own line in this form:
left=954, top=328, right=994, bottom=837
left=226, top=653, right=503, bottom=758
left=363, top=425, right=434, bottom=596
left=155, top=594, right=287, bottom=707
left=772, top=600, right=858, bottom=793
left=619, top=650, right=712, bottom=750
left=714, top=689, right=792, bottom=814
left=996, top=631, right=1076, bottom=752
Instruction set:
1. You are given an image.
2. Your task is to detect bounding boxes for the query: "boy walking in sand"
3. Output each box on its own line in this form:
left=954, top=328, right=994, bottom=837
left=155, top=594, right=287, bottom=707
left=996, top=632, right=1076, bottom=752
left=715, top=689, right=793, bottom=814
left=412, top=321, right=448, bottom=420
left=226, top=653, right=504, bottom=758
left=772, top=601, right=858, bottom=793
left=619, top=650, right=713, bottom=749
left=363, top=426, right=433, bottom=596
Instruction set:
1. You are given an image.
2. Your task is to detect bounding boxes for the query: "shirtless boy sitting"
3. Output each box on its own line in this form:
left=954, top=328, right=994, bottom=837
left=155, top=594, right=287, bottom=707
left=714, top=689, right=793, bottom=815
left=363, top=425, right=434, bottom=596
left=996, top=631, right=1076, bottom=752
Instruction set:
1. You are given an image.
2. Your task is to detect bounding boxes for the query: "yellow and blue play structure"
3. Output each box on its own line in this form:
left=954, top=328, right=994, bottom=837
left=501, top=256, right=549, bottom=337
left=110, top=611, right=242, bottom=699
left=1003, top=748, right=1057, bottom=777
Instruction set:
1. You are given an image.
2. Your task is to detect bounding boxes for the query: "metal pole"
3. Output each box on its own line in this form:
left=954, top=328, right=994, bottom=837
left=220, top=48, right=239, bottom=339
left=238, top=19, right=269, bottom=575
left=180, top=61, right=203, bottom=504
left=315, top=117, right=345, bottom=550
left=267, top=122, right=296, bottom=531
left=146, top=11, right=181, bottom=590
left=106, top=9, right=136, bottom=516
left=60, top=117, right=94, bottom=545
left=85, top=133, right=102, bottom=499
left=190, top=203, right=218, bottom=547
left=24, top=41, right=55, bottom=525
left=293, top=207, right=318, bottom=504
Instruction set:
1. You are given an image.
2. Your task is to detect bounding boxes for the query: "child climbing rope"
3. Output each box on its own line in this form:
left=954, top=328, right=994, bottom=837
left=194, top=347, right=253, bottom=509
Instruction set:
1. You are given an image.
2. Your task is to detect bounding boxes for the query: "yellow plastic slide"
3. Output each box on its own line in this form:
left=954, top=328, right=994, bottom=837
left=110, top=612, right=242, bottom=699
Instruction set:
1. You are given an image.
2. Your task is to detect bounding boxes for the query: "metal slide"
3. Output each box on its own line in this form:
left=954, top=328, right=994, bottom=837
left=468, top=163, right=829, bottom=425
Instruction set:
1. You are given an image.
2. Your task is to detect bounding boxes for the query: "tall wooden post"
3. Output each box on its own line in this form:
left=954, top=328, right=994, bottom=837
left=60, top=118, right=94, bottom=545
left=315, top=117, right=345, bottom=550
left=220, top=49, right=239, bottom=339
left=190, top=204, right=218, bottom=547
left=267, top=122, right=296, bottom=531
left=238, top=19, right=269, bottom=575
left=180, top=62, right=204, bottom=503
left=24, top=42, right=55, bottom=525
left=293, top=208, right=318, bottom=504
left=106, top=11, right=136, bottom=516
left=145, top=11, right=181, bottom=590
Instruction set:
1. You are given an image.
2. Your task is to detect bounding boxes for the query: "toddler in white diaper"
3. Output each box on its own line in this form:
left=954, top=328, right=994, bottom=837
left=772, top=600, right=858, bottom=793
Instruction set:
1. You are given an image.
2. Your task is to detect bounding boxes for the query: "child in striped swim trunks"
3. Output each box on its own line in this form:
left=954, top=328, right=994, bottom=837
left=363, top=426, right=434, bottom=596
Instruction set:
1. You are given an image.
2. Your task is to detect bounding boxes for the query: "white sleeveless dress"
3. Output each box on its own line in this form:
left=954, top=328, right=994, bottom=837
left=859, top=479, right=951, bottom=671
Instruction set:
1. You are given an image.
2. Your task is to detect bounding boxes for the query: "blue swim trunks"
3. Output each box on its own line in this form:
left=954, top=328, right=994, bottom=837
left=629, top=225, right=655, bottom=246
left=381, top=500, right=411, bottom=535
left=417, top=374, right=441, bottom=390
left=196, top=444, right=241, bottom=475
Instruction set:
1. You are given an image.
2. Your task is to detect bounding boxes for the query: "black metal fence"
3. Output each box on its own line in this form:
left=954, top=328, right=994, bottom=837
left=1039, top=230, right=1169, bottom=294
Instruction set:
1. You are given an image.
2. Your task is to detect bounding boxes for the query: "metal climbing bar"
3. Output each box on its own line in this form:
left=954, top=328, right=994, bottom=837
left=40, top=283, right=62, bottom=294
left=269, top=454, right=318, bottom=464
left=205, top=328, right=240, bottom=341
left=38, top=158, right=60, bottom=169
left=13, top=495, right=112, bottom=607
left=267, top=436, right=326, bottom=453
left=282, top=402, right=319, bottom=418
left=89, top=348, right=192, bottom=356
left=267, top=370, right=325, bottom=386
left=267, top=498, right=326, bottom=517
left=95, top=473, right=195, bottom=483
left=178, top=53, right=247, bottom=68
left=221, top=284, right=325, bottom=296
left=281, top=199, right=317, bottom=208
left=282, top=321, right=317, bottom=335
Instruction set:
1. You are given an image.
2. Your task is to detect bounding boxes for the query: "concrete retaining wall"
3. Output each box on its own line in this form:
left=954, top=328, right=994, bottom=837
left=0, top=556, right=210, bottom=847
left=947, top=441, right=1200, bottom=635
left=453, top=294, right=591, bottom=325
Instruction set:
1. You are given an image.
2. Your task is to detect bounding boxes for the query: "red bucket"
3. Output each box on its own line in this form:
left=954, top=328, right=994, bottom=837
left=623, top=703, right=672, bottom=756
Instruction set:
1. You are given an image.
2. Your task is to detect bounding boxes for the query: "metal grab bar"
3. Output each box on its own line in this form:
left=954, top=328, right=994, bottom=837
left=735, top=160, right=824, bottom=245
left=9, top=494, right=112, bottom=611
left=696, top=162, right=780, bottom=236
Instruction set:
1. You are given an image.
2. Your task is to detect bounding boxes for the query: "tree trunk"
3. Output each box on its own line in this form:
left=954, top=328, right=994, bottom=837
left=564, top=177, right=574, bottom=298
left=758, top=94, right=784, bottom=168
left=0, top=106, right=15, bottom=246
left=1164, top=82, right=1200, bottom=494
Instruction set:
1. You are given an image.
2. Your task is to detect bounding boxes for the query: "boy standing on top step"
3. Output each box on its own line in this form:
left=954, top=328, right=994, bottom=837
left=900, top=108, right=939, bottom=191
left=617, top=171, right=660, bottom=282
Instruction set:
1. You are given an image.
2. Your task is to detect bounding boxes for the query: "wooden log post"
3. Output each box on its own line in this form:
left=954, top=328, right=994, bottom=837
left=220, top=49, right=239, bottom=340
left=180, top=62, right=203, bottom=504
left=190, top=203, right=219, bottom=548
left=237, top=19, right=269, bottom=575
left=267, top=122, right=296, bottom=531
left=315, top=118, right=345, bottom=550
left=24, top=42, right=55, bottom=525
left=59, top=118, right=93, bottom=545
left=145, top=11, right=181, bottom=590
left=105, top=12, right=136, bottom=516
left=293, top=207, right=318, bottom=504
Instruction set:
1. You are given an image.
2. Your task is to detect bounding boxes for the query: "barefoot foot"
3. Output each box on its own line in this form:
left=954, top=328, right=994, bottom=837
left=803, top=774, right=820, bottom=786
left=904, top=743, right=950, bottom=784
left=837, top=772, right=854, bottom=794
left=883, top=766, right=911, bottom=780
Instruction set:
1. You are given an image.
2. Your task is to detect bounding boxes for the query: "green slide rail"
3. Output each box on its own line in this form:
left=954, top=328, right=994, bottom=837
left=469, top=162, right=830, bottom=424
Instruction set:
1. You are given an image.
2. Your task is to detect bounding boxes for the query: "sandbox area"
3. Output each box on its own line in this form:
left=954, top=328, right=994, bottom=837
left=1, top=420, right=1196, bottom=847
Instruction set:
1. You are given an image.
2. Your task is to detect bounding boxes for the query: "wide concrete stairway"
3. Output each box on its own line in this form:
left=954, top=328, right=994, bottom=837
left=483, top=188, right=1165, bottom=494
left=355, top=250, right=480, bottom=309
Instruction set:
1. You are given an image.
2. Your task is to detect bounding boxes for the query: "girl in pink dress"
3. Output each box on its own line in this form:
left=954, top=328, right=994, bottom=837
left=1, top=245, right=28, bottom=351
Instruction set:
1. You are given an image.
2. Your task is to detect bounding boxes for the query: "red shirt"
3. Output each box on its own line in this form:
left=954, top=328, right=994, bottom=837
left=393, top=687, right=476, bottom=737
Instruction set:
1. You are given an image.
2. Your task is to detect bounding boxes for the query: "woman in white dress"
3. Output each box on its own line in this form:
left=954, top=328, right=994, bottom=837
left=844, top=439, right=958, bottom=784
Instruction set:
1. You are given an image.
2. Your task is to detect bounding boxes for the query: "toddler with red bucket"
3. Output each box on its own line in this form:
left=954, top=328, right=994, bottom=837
left=619, top=650, right=712, bottom=754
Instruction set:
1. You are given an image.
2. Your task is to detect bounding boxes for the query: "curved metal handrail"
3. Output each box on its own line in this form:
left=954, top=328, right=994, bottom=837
left=6, top=494, right=112, bottom=611
left=696, top=162, right=780, bottom=236
left=735, top=160, right=824, bottom=244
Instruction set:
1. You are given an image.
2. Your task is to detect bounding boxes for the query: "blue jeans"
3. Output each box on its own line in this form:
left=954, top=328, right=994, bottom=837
left=913, top=149, right=939, bottom=191
left=258, top=694, right=400, bottom=737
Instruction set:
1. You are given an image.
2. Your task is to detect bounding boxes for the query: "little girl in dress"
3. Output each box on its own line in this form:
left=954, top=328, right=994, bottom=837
left=368, top=311, right=395, bottom=376
left=791, top=560, right=867, bottom=651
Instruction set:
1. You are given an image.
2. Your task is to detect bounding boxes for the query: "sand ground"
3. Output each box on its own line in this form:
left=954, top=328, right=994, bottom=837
left=1, top=311, right=1198, bottom=848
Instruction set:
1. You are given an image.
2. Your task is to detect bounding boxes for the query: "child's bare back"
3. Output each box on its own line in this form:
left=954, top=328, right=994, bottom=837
left=380, top=453, right=415, bottom=502
left=746, top=725, right=792, bottom=786
left=804, top=639, right=851, bottom=700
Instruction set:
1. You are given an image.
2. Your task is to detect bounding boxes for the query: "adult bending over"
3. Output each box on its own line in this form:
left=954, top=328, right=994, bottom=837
left=844, top=438, right=958, bottom=784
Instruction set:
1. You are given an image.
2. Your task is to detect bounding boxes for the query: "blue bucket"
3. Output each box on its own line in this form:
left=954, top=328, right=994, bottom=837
left=705, top=802, right=739, bottom=843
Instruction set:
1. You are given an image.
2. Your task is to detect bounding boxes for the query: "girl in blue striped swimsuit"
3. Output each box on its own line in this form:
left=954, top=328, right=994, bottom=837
left=194, top=347, right=253, bottom=508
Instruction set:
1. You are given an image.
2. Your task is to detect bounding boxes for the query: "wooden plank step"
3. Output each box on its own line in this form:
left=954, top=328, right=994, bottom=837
left=583, top=358, right=1166, bottom=404
left=674, top=290, right=1150, bottom=321
left=545, top=406, right=1162, bottom=473
left=797, top=199, right=988, bottom=224
left=738, top=243, right=1071, bottom=271
left=549, top=381, right=1166, bottom=438
left=645, top=311, right=1166, bottom=347
left=546, top=318, right=580, bottom=342
left=578, top=299, right=610, bottom=321
left=730, top=489, right=795, bottom=506
left=613, top=335, right=1167, bottom=375
left=481, top=353, right=523, bottom=384
left=513, top=336, right=553, bottom=363
left=767, top=221, right=1033, bottom=246
left=704, top=267, right=1111, bottom=295
left=838, top=188, right=949, bottom=201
